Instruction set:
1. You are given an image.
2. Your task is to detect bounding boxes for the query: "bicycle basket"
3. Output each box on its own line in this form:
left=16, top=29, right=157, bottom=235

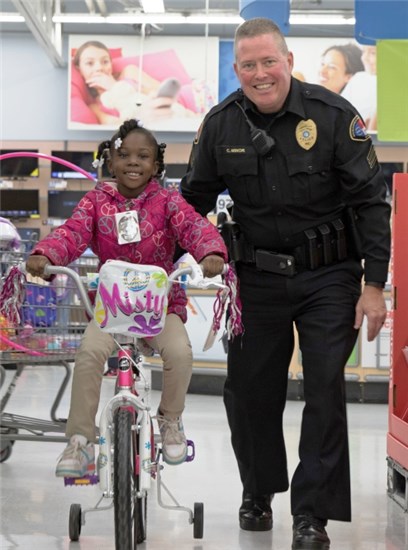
left=94, top=260, right=169, bottom=337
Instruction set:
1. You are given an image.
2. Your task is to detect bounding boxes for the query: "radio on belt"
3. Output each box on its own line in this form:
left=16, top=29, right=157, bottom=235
left=255, top=249, right=296, bottom=276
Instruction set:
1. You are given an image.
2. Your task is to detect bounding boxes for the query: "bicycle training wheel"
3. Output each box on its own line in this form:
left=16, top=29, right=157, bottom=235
left=0, top=427, right=18, bottom=463
left=68, top=503, right=82, bottom=541
left=114, top=408, right=146, bottom=549
left=193, top=502, right=204, bottom=539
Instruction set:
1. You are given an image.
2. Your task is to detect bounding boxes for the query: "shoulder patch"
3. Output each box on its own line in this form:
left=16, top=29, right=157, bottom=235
left=349, top=115, right=369, bottom=142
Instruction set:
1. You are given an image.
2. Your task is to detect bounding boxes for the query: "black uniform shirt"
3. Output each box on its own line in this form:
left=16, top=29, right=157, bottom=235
left=181, top=77, right=391, bottom=283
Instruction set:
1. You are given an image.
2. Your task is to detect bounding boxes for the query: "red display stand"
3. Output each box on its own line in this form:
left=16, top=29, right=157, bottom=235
left=387, top=173, right=408, bottom=511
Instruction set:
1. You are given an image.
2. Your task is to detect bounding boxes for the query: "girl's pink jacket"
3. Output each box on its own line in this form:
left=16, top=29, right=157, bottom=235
left=31, top=179, right=227, bottom=322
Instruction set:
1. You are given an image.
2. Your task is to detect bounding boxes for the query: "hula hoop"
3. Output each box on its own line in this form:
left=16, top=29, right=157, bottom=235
left=0, top=332, right=47, bottom=356
left=0, top=151, right=97, bottom=181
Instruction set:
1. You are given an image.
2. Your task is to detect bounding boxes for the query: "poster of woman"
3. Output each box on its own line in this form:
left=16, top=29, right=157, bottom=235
left=68, top=35, right=219, bottom=132
left=293, top=38, right=377, bottom=132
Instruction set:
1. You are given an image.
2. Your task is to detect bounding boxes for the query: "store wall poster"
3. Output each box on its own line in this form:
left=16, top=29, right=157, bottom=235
left=68, top=35, right=219, bottom=133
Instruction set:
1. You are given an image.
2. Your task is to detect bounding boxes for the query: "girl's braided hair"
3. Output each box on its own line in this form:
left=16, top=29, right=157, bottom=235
left=95, top=119, right=166, bottom=177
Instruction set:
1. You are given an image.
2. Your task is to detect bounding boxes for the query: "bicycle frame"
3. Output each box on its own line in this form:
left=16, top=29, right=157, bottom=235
left=98, top=345, right=154, bottom=498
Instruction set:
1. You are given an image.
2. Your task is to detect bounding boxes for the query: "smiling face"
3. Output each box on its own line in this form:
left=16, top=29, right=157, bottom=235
left=77, top=45, right=112, bottom=87
left=108, top=130, right=159, bottom=199
left=318, top=49, right=351, bottom=94
left=234, top=33, right=293, bottom=114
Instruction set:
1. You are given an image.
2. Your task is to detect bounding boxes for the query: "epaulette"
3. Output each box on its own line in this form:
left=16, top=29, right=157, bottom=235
left=192, top=90, right=243, bottom=144
left=204, top=89, right=243, bottom=121
left=299, top=81, right=350, bottom=113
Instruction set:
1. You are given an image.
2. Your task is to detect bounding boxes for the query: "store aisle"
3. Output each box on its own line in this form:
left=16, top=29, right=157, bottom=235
left=1, top=364, right=407, bottom=550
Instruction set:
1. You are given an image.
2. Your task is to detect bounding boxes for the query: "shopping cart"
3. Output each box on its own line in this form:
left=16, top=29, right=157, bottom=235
left=0, top=150, right=98, bottom=462
left=0, top=250, right=99, bottom=462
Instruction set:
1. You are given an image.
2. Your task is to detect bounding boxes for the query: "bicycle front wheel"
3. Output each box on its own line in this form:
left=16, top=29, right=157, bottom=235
left=114, top=407, right=139, bottom=550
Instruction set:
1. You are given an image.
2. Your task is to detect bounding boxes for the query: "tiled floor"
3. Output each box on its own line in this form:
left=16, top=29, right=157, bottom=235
left=1, top=363, right=407, bottom=550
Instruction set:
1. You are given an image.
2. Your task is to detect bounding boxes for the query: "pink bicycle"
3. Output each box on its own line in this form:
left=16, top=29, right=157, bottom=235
left=39, top=260, right=239, bottom=549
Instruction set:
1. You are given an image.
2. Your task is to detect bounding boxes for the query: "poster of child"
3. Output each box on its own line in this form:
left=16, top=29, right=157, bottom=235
left=68, top=35, right=219, bottom=133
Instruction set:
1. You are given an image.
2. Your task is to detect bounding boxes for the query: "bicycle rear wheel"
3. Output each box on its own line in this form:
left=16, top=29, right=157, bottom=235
left=114, top=407, right=140, bottom=549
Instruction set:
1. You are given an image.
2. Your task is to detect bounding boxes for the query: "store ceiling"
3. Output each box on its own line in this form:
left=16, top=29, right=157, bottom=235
left=2, top=0, right=356, bottom=66
left=3, top=0, right=356, bottom=38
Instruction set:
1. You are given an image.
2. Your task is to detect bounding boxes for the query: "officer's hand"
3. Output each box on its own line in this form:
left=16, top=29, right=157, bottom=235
left=25, top=255, right=51, bottom=279
left=200, top=255, right=225, bottom=278
left=354, top=285, right=387, bottom=342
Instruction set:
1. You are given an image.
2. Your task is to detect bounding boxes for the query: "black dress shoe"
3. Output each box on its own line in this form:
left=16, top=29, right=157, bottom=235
left=239, top=493, right=273, bottom=531
left=292, top=515, right=330, bottom=549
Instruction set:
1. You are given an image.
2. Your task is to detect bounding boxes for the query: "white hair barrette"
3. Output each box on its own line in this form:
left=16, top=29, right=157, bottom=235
left=92, top=158, right=104, bottom=169
left=114, top=137, right=122, bottom=150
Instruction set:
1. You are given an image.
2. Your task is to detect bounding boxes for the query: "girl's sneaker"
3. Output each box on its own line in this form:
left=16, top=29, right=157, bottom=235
left=156, top=411, right=187, bottom=465
left=55, top=435, right=95, bottom=477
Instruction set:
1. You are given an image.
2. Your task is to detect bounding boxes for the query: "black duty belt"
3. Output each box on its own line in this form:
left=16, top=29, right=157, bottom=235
left=221, top=218, right=350, bottom=276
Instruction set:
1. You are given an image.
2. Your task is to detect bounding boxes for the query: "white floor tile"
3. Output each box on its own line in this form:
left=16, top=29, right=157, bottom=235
left=1, top=364, right=407, bottom=549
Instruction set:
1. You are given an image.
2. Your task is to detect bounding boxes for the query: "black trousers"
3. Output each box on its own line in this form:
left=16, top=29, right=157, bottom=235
left=224, top=259, right=363, bottom=522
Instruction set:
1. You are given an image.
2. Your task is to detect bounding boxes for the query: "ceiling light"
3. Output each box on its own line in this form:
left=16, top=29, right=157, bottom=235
left=0, top=13, right=25, bottom=22
left=51, top=14, right=104, bottom=24
left=140, top=0, right=165, bottom=14
left=0, top=10, right=356, bottom=27
left=51, top=13, right=243, bottom=25
left=290, top=14, right=355, bottom=25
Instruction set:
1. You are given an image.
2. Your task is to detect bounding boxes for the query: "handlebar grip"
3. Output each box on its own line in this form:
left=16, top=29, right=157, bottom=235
left=199, top=263, right=229, bottom=276
left=43, top=263, right=57, bottom=276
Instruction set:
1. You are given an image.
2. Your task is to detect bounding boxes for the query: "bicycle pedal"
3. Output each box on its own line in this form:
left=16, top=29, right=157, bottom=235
left=185, top=440, right=195, bottom=462
left=64, top=473, right=99, bottom=486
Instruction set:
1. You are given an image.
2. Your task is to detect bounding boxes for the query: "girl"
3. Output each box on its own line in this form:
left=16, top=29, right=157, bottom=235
left=26, top=119, right=227, bottom=475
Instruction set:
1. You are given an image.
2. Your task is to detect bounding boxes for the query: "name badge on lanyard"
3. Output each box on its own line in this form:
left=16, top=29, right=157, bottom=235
left=115, top=211, right=141, bottom=244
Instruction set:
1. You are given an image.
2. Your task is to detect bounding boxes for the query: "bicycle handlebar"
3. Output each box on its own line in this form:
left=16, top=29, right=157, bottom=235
left=36, top=262, right=228, bottom=320
left=44, top=264, right=95, bottom=318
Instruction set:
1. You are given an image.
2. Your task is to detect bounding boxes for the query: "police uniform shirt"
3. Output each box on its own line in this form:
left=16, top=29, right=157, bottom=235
left=181, top=77, right=391, bottom=284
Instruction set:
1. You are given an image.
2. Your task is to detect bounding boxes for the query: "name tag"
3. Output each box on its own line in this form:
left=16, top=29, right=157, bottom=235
left=115, top=211, right=141, bottom=244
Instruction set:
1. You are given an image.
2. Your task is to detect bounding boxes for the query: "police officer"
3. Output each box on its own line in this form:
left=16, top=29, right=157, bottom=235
left=181, top=17, right=390, bottom=550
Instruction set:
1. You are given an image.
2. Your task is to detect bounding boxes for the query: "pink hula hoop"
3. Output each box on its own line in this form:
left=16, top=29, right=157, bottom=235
left=0, top=151, right=97, bottom=181
left=0, top=332, right=47, bottom=357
